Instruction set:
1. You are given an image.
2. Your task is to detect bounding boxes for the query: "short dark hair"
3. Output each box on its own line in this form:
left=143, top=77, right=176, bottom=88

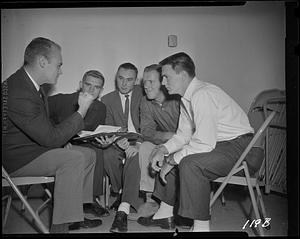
left=24, top=37, right=61, bottom=66
left=82, top=70, right=105, bottom=87
left=159, top=52, right=195, bottom=78
left=143, top=64, right=162, bottom=82
left=117, top=62, right=138, bottom=78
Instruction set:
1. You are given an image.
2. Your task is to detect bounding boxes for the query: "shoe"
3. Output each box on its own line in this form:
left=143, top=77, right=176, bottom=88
left=128, top=202, right=159, bottom=221
left=68, top=217, right=102, bottom=230
left=137, top=214, right=175, bottom=229
left=110, top=211, right=128, bottom=233
left=50, top=223, right=69, bottom=233
left=83, top=203, right=110, bottom=217
left=174, top=215, right=193, bottom=229
left=110, top=194, right=122, bottom=211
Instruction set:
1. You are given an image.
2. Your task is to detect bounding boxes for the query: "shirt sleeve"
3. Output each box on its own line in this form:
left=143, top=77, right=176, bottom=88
left=164, top=91, right=218, bottom=164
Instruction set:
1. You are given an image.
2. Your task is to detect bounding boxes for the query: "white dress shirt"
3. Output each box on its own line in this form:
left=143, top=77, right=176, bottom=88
left=119, top=91, right=136, bottom=133
left=163, top=77, right=254, bottom=164
left=24, top=68, right=40, bottom=92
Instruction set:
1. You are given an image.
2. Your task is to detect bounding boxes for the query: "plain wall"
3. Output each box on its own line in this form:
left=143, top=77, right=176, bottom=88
left=1, top=2, right=285, bottom=112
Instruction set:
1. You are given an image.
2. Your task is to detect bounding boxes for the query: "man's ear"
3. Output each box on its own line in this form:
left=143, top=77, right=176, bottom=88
left=79, top=81, right=83, bottom=90
left=38, top=55, right=48, bottom=69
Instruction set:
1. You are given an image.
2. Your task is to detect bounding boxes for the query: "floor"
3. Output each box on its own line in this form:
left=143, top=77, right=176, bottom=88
left=2, top=184, right=288, bottom=236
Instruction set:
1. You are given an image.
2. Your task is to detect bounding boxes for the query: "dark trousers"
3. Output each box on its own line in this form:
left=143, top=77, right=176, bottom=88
left=179, top=134, right=261, bottom=220
left=121, top=153, right=141, bottom=211
left=153, top=166, right=179, bottom=207
left=154, top=134, right=262, bottom=221
left=81, top=143, right=104, bottom=197
left=103, top=145, right=125, bottom=193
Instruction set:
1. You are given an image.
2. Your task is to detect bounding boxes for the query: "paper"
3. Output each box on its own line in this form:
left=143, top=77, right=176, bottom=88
left=78, top=125, right=122, bottom=138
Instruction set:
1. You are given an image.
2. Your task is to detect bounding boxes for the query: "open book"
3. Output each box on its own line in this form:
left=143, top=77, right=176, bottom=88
left=72, top=125, right=142, bottom=145
left=77, top=125, right=122, bottom=138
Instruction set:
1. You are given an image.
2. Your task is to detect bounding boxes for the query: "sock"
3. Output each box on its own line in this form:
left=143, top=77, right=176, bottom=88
left=118, top=202, right=130, bottom=215
left=146, top=192, right=155, bottom=203
left=152, top=201, right=173, bottom=219
left=192, top=220, right=210, bottom=232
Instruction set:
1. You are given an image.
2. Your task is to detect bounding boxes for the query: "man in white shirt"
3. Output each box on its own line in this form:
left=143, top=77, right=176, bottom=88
left=137, top=52, right=260, bottom=232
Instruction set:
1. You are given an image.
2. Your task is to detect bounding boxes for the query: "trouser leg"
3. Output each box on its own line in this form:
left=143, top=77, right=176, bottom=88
left=152, top=166, right=178, bottom=206
left=139, top=141, right=156, bottom=192
left=11, top=146, right=96, bottom=224
left=82, top=143, right=104, bottom=196
left=178, top=136, right=252, bottom=220
left=103, top=146, right=124, bottom=193
left=121, top=153, right=141, bottom=211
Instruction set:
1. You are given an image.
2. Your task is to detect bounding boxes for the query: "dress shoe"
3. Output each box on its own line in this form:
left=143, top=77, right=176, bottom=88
left=83, top=203, right=110, bottom=217
left=110, top=194, right=122, bottom=211
left=137, top=214, right=175, bottom=229
left=50, top=223, right=69, bottom=233
left=128, top=201, right=159, bottom=221
left=174, top=215, right=193, bottom=229
left=68, top=217, right=102, bottom=230
left=110, top=211, right=128, bottom=233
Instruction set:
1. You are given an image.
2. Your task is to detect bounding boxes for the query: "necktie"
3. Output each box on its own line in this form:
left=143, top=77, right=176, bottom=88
left=124, top=94, right=130, bottom=130
left=39, top=87, right=49, bottom=117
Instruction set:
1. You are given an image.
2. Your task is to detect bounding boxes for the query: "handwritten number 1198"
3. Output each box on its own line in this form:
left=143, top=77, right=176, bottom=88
left=242, top=218, right=271, bottom=229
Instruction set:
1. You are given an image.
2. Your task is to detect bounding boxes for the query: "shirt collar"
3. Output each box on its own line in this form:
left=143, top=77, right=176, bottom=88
left=119, top=90, right=133, bottom=99
left=24, top=67, right=40, bottom=92
left=182, top=77, right=205, bottom=102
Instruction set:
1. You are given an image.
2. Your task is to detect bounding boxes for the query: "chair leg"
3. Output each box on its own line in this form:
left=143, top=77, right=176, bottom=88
left=243, top=162, right=264, bottom=236
left=255, top=184, right=267, bottom=219
left=3, top=180, right=49, bottom=233
left=2, top=194, right=12, bottom=227
left=35, top=187, right=52, bottom=217
left=103, top=175, right=110, bottom=209
left=221, top=191, right=226, bottom=206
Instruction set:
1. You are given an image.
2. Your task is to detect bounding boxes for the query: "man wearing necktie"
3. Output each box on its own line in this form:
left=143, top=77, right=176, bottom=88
left=2, top=37, right=102, bottom=233
left=101, top=63, right=144, bottom=211
left=138, top=52, right=259, bottom=232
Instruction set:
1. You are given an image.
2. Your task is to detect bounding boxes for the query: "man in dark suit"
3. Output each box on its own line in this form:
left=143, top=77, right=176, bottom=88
left=48, top=70, right=109, bottom=217
left=101, top=63, right=144, bottom=210
left=2, top=37, right=102, bottom=233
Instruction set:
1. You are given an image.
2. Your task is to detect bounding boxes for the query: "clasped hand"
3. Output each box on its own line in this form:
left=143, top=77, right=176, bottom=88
left=95, top=135, right=119, bottom=148
left=116, top=138, right=139, bottom=158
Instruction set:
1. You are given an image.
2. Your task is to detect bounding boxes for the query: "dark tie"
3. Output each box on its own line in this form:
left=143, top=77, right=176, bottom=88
left=124, top=94, right=130, bottom=130
left=39, top=87, right=49, bottom=117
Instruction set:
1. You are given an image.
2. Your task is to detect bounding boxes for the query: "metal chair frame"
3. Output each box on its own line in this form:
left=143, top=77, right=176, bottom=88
left=2, top=166, right=54, bottom=233
left=210, top=110, right=276, bottom=236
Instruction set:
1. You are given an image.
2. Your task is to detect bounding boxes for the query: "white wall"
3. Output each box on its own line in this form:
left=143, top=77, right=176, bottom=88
left=1, top=2, right=285, bottom=112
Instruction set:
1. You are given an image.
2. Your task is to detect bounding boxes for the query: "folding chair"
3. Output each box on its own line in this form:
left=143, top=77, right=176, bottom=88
left=2, top=166, right=54, bottom=233
left=210, top=110, right=276, bottom=236
left=101, top=175, right=111, bottom=209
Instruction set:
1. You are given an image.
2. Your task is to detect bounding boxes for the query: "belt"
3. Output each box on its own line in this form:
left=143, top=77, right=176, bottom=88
left=236, top=133, right=254, bottom=139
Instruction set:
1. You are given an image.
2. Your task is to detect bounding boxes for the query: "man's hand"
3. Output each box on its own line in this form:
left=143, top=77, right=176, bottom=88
left=116, top=138, right=130, bottom=150
left=77, top=92, right=94, bottom=118
left=159, top=162, right=174, bottom=184
left=125, top=144, right=140, bottom=159
left=149, top=145, right=168, bottom=172
left=95, top=135, right=119, bottom=148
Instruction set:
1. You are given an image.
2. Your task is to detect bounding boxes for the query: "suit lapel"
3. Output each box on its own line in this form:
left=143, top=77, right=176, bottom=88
left=114, top=91, right=126, bottom=125
left=21, top=68, right=49, bottom=117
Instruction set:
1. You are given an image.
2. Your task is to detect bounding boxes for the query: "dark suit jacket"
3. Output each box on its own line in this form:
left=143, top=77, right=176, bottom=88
left=48, top=91, right=106, bottom=131
left=2, top=68, right=84, bottom=173
left=101, top=85, right=144, bottom=133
